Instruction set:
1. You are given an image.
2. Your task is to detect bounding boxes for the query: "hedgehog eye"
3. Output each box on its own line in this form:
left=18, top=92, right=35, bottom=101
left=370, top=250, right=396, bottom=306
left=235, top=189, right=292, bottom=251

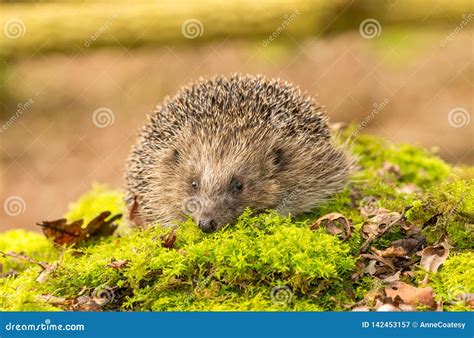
left=191, top=180, right=199, bottom=190
left=231, top=180, right=243, bottom=194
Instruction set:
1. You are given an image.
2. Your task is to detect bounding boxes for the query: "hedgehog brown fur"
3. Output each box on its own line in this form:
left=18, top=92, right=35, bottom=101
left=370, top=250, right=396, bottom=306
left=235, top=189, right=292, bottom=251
left=125, top=74, right=353, bottom=232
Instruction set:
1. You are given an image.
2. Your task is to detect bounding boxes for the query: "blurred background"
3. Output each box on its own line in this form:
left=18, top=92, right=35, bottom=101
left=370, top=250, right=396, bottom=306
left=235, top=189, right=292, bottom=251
left=1, top=0, right=473, bottom=231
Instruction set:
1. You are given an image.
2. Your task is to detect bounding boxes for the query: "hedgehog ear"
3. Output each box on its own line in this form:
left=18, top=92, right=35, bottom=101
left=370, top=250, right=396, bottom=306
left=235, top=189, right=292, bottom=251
left=171, top=148, right=181, bottom=164
left=271, top=148, right=286, bottom=171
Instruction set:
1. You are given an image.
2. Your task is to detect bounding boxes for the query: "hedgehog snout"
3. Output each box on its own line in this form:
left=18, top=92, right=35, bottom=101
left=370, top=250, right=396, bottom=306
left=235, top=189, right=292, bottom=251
left=198, top=218, right=218, bottom=233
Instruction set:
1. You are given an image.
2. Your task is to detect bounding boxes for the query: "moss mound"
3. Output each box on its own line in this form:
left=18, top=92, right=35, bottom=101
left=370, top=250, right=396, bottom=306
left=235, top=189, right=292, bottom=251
left=1, top=131, right=473, bottom=311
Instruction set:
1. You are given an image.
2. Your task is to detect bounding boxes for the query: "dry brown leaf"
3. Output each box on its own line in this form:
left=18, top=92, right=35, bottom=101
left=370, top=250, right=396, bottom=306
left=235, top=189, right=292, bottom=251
left=360, top=253, right=396, bottom=271
left=73, top=296, right=103, bottom=311
left=38, top=211, right=121, bottom=246
left=365, top=260, right=377, bottom=276
left=385, top=282, right=434, bottom=307
left=106, top=259, right=129, bottom=269
left=391, top=237, right=425, bottom=254
left=161, top=227, right=177, bottom=248
left=129, top=196, right=146, bottom=228
left=360, top=207, right=413, bottom=253
left=361, top=210, right=401, bottom=240
left=382, top=271, right=401, bottom=283
left=371, top=246, right=408, bottom=258
left=311, top=212, right=352, bottom=240
left=419, top=242, right=449, bottom=273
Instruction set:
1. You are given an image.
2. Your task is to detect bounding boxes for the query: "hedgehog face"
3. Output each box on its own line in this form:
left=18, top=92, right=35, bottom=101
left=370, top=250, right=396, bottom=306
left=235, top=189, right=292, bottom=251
left=171, top=138, right=282, bottom=232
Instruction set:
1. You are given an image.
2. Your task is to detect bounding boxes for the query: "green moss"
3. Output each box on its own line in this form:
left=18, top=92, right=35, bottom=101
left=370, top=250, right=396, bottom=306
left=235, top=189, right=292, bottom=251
left=1, top=212, right=355, bottom=311
left=406, top=179, right=474, bottom=247
left=0, top=230, right=58, bottom=273
left=0, top=132, right=472, bottom=311
left=351, top=133, right=451, bottom=188
left=0, top=268, right=61, bottom=311
left=429, top=252, right=474, bottom=311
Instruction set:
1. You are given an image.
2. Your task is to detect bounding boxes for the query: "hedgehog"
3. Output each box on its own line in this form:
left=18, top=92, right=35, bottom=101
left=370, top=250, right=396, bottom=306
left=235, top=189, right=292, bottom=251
left=125, top=74, right=353, bottom=233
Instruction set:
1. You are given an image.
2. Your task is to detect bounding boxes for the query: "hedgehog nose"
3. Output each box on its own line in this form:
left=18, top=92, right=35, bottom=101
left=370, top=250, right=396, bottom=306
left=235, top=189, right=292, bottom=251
left=198, top=219, right=217, bottom=233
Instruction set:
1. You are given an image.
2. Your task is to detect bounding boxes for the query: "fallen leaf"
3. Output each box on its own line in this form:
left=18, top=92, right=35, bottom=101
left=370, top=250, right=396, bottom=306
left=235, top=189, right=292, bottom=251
left=86, top=212, right=121, bottom=238
left=107, top=259, right=129, bottom=269
left=360, top=253, right=396, bottom=271
left=365, top=260, right=377, bottom=276
left=38, top=211, right=121, bottom=246
left=72, top=296, right=103, bottom=311
left=361, top=210, right=400, bottom=240
left=161, top=228, right=177, bottom=248
left=129, top=196, right=146, bottom=228
left=400, top=221, right=422, bottom=235
left=360, top=206, right=413, bottom=253
left=311, top=212, right=352, bottom=240
left=38, top=218, right=84, bottom=246
left=391, top=237, right=425, bottom=255
left=382, top=271, right=401, bottom=283
left=419, top=242, right=449, bottom=273
left=365, top=259, right=377, bottom=276
left=385, top=282, right=434, bottom=307
left=371, top=246, right=408, bottom=258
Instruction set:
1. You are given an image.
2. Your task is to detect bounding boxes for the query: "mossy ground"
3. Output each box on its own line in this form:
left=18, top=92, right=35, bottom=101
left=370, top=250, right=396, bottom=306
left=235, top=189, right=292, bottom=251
left=1, top=131, right=472, bottom=311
